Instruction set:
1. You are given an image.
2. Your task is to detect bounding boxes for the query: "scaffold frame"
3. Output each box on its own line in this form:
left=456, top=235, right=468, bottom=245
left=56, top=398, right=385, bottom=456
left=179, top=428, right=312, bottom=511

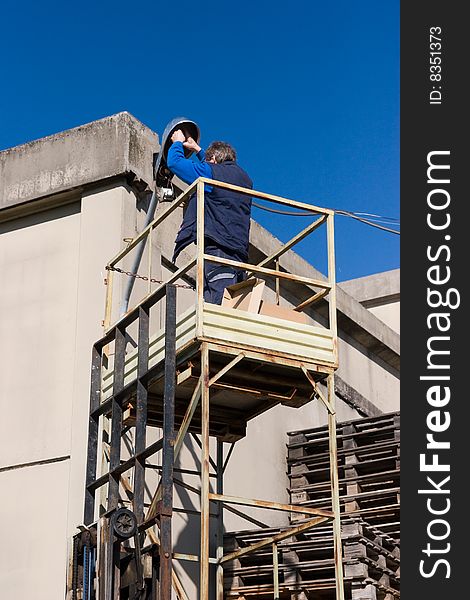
left=79, top=178, right=344, bottom=600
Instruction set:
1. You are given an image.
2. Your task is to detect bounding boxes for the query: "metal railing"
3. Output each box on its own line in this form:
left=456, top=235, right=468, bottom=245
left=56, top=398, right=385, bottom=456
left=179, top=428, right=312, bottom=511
left=103, top=177, right=337, bottom=354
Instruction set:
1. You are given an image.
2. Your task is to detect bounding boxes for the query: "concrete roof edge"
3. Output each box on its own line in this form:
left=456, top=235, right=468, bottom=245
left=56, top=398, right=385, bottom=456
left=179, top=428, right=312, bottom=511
left=0, top=112, right=160, bottom=211
left=339, top=269, right=400, bottom=304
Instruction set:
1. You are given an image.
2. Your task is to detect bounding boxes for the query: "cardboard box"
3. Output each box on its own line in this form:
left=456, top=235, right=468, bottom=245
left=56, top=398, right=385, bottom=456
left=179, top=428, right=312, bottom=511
left=258, top=300, right=309, bottom=324
left=221, top=278, right=265, bottom=313
left=222, top=278, right=309, bottom=324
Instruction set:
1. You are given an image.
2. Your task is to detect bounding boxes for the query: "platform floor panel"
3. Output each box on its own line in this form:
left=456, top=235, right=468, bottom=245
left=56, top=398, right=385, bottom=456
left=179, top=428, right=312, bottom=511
left=101, top=303, right=336, bottom=440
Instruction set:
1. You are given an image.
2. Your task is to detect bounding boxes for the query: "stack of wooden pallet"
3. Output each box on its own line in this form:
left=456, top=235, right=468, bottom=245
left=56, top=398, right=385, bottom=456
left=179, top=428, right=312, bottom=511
left=224, top=412, right=400, bottom=599
left=223, top=517, right=400, bottom=600
left=287, top=412, right=400, bottom=542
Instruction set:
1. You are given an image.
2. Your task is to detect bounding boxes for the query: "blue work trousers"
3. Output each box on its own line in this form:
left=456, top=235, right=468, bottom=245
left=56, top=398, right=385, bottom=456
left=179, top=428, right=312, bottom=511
left=204, top=243, right=246, bottom=305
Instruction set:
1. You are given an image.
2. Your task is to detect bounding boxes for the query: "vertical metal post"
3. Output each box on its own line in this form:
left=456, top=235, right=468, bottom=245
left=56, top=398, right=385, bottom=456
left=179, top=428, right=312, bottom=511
left=200, top=343, right=210, bottom=600
left=112, top=537, right=121, bottom=600
left=328, top=374, right=345, bottom=600
left=275, top=259, right=280, bottom=306
left=326, top=212, right=342, bottom=599
left=134, top=306, right=149, bottom=523
left=97, top=516, right=109, bottom=600
left=84, top=344, right=102, bottom=525
left=327, top=214, right=338, bottom=361
left=103, top=518, right=119, bottom=600
left=104, top=268, right=114, bottom=330
left=160, top=285, right=177, bottom=600
left=105, top=326, right=126, bottom=600
left=108, top=326, right=125, bottom=511
left=148, top=227, right=153, bottom=294
left=196, top=180, right=205, bottom=336
left=272, top=542, right=279, bottom=600
left=151, top=548, right=159, bottom=600
left=216, top=441, right=224, bottom=600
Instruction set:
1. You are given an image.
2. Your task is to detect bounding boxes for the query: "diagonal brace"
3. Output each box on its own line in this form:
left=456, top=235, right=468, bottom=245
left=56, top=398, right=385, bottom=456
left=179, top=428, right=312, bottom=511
left=255, top=215, right=328, bottom=270
left=301, top=366, right=335, bottom=414
left=220, top=516, right=329, bottom=564
left=209, top=352, right=245, bottom=387
left=146, top=380, right=202, bottom=520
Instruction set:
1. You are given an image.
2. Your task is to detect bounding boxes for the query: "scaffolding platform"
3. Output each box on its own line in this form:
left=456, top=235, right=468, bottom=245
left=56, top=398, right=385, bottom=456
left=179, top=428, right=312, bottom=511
left=101, top=302, right=337, bottom=441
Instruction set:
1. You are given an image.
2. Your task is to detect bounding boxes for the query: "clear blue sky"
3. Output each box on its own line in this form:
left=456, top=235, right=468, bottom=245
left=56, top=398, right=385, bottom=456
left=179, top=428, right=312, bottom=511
left=1, top=1, right=399, bottom=282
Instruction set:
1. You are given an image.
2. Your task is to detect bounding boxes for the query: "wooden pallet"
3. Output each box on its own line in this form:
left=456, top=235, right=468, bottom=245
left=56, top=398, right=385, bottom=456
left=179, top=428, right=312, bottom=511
left=287, top=412, right=400, bottom=542
left=223, top=518, right=400, bottom=600
left=287, top=413, right=400, bottom=445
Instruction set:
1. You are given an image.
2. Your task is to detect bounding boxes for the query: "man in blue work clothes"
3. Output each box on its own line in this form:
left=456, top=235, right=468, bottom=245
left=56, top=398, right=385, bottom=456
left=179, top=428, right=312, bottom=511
left=167, top=130, right=253, bottom=304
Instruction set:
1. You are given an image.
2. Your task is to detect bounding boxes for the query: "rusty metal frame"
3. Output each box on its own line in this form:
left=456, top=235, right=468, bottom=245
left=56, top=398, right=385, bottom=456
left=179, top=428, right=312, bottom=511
left=84, top=339, right=344, bottom=600
left=193, top=348, right=344, bottom=600
left=81, top=178, right=344, bottom=600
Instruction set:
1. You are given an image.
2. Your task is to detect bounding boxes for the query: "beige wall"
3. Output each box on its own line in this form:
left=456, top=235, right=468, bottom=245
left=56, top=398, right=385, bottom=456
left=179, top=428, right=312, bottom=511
left=0, top=461, right=71, bottom=599
left=336, top=334, right=399, bottom=413
left=369, top=301, right=400, bottom=334
left=0, top=182, right=141, bottom=599
left=0, top=203, right=80, bottom=467
left=339, top=269, right=400, bottom=334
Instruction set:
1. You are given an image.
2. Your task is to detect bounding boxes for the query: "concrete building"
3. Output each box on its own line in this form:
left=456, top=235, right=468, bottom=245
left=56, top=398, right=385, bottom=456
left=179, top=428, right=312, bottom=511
left=339, top=269, right=400, bottom=334
left=0, top=112, right=399, bottom=599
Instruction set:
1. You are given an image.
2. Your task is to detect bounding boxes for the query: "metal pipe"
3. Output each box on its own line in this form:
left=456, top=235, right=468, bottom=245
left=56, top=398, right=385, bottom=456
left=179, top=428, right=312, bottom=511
left=90, top=547, right=95, bottom=600
left=199, top=343, right=210, bottom=600
left=160, top=284, right=177, bottom=600
left=83, top=544, right=89, bottom=600
left=272, top=543, right=279, bottom=600
left=328, top=374, right=345, bottom=600
left=72, top=535, right=79, bottom=600
left=216, top=441, right=224, bottom=600
left=119, top=188, right=160, bottom=316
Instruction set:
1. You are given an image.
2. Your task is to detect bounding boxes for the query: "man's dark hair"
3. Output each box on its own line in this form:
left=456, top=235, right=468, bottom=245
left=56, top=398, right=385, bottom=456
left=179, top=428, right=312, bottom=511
left=205, top=141, right=237, bottom=163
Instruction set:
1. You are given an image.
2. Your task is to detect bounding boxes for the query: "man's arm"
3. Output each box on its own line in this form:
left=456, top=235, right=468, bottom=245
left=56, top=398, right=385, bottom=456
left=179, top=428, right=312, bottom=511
left=184, top=136, right=206, bottom=162
left=167, top=141, right=211, bottom=185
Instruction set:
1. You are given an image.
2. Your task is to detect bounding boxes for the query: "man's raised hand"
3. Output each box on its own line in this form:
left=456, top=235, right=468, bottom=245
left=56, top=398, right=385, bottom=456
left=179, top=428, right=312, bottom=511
left=183, top=137, right=202, bottom=154
left=171, top=129, right=186, bottom=143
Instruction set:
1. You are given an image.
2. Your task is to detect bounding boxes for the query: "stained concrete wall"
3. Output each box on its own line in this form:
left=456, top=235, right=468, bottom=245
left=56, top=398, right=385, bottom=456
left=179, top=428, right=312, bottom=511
left=0, top=113, right=399, bottom=598
left=339, top=269, right=400, bottom=334
left=0, top=202, right=80, bottom=467
left=0, top=111, right=157, bottom=213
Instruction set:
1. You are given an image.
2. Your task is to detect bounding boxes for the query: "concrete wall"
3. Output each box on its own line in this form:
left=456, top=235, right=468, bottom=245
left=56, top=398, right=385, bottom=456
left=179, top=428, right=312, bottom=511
left=339, top=269, right=400, bottom=334
left=368, top=302, right=400, bottom=333
left=0, top=461, right=71, bottom=600
left=0, top=182, right=142, bottom=598
left=0, top=111, right=157, bottom=213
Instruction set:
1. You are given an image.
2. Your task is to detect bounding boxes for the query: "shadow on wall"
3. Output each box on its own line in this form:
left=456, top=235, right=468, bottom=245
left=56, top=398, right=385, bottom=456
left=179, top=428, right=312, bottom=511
left=172, top=435, right=220, bottom=600
left=0, top=200, right=80, bottom=234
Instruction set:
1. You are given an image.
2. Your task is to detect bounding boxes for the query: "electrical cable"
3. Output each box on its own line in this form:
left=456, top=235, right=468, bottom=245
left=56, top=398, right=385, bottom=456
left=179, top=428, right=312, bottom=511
left=345, top=210, right=400, bottom=222
left=252, top=201, right=314, bottom=216
left=252, top=201, right=400, bottom=235
left=337, top=213, right=400, bottom=235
